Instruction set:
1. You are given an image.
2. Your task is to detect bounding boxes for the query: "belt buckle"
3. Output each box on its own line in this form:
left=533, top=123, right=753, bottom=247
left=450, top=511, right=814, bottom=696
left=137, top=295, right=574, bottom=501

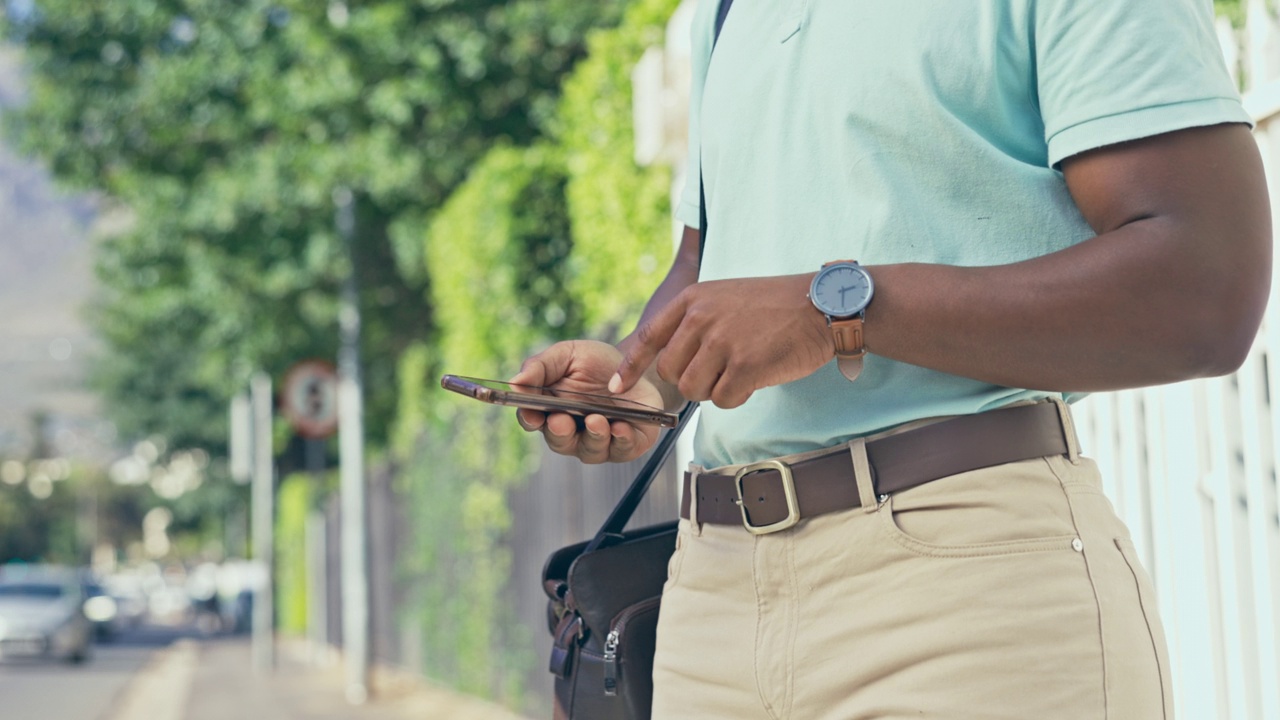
left=734, top=460, right=800, bottom=535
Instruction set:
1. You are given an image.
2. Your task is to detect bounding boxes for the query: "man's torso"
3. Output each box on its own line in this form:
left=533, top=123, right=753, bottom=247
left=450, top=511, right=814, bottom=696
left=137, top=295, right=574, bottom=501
left=683, top=0, right=1246, bottom=467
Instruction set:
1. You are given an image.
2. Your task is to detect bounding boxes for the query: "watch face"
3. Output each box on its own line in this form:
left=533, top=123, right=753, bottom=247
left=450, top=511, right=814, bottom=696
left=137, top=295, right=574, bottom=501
left=811, top=263, right=873, bottom=317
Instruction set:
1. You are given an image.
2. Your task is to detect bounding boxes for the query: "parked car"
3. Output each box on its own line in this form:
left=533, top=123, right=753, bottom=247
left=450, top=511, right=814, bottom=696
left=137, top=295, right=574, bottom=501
left=0, top=565, right=92, bottom=663
left=81, top=579, right=121, bottom=641
left=101, top=573, right=147, bottom=631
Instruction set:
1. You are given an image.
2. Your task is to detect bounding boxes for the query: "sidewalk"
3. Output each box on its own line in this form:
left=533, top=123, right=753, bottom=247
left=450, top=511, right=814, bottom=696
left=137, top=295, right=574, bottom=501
left=105, top=637, right=534, bottom=720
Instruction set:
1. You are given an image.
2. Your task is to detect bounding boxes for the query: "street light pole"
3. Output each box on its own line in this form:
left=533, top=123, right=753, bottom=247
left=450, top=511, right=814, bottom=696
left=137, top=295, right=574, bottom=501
left=250, top=372, right=275, bottom=672
left=335, top=186, right=370, bottom=704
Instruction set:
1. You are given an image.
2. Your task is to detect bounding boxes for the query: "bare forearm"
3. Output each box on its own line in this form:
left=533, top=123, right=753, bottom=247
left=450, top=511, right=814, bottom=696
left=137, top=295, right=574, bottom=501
left=617, top=226, right=702, bottom=408
left=865, top=222, right=1269, bottom=392
left=623, top=229, right=701, bottom=348
left=865, top=126, right=1272, bottom=392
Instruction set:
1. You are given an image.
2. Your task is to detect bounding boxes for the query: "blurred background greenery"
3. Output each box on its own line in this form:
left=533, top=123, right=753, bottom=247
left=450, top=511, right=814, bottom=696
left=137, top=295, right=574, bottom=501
left=1, top=0, right=678, bottom=710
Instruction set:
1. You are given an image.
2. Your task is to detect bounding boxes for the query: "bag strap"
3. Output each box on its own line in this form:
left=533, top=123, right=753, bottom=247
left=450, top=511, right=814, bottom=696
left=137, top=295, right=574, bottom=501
left=697, top=0, right=736, bottom=262
left=584, top=402, right=698, bottom=552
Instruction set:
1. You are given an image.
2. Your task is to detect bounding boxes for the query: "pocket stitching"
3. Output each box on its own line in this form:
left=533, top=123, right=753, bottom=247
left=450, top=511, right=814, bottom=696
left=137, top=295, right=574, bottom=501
left=876, top=494, right=1078, bottom=559
left=1114, top=537, right=1171, bottom=720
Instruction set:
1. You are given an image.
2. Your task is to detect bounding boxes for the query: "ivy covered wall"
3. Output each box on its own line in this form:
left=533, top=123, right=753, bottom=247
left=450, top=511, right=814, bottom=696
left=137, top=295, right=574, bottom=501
left=553, top=0, right=680, bottom=337
left=392, top=0, right=683, bottom=709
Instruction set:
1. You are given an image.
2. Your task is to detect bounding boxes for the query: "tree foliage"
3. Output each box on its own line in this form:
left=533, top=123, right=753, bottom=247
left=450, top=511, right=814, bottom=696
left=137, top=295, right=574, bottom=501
left=1216, top=0, right=1245, bottom=28
left=0, top=465, right=149, bottom=565
left=554, top=0, right=678, bottom=337
left=3, top=0, right=628, bottom=452
left=0, top=476, right=79, bottom=563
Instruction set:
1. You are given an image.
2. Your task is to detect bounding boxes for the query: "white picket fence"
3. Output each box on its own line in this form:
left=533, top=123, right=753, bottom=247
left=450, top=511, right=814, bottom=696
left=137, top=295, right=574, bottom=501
left=636, top=3, right=1280, bottom=717
left=1073, top=9, right=1280, bottom=720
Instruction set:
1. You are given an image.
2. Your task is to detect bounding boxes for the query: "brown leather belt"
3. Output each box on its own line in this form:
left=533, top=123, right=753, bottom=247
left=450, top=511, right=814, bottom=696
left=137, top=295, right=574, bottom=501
left=680, top=402, right=1070, bottom=535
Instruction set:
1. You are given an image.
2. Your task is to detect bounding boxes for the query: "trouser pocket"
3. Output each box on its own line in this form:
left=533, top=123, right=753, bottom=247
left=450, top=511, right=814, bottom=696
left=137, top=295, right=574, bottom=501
left=877, top=456, right=1080, bottom=558
left=1056, top=457, right=1172, bottom=720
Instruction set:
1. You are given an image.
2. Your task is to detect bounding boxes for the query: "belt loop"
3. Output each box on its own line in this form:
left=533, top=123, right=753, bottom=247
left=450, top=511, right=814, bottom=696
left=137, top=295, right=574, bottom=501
left=847, top=438, right=878, bottom=513
left=1053, top=397, right=1082, bottom=465
left=688, top=466, right=704, bottom=536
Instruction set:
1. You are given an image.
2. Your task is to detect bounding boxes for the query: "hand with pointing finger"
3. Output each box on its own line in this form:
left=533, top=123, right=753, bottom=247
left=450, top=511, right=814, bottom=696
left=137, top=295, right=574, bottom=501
left=608, top=274, right=837, bottom=408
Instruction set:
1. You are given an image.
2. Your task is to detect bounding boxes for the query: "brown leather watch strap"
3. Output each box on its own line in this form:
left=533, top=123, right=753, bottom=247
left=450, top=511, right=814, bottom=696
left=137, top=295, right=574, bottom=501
left=830, top=316, right=865, bottom=358
left=834, top=355, right=863, bottom=382
left=830, top=316, right=865, bottom=380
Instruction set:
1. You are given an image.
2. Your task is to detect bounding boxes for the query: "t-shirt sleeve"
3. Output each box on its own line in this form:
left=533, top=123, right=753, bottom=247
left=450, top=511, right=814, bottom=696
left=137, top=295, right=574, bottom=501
left=675, top=0, right=716, bottom=230
left=675, top=140, right=702, bottom=230
left=1035, top=0, right=1251, bottom=168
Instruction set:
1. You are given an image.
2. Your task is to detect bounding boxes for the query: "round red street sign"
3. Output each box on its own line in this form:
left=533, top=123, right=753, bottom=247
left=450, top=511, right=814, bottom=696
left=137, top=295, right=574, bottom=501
left=281, top=360, right=339, bottom=439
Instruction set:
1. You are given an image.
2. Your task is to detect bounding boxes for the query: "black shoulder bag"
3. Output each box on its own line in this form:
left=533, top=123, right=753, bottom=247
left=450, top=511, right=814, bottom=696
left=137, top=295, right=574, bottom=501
left=541, top=2, right=733, bottom=718
left=542, top=402, right=696, bottom=720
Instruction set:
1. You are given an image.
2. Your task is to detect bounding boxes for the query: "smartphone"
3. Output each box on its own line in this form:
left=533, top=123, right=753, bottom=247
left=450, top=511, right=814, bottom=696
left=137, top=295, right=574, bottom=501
left=440, top=374, right=678, bottom=428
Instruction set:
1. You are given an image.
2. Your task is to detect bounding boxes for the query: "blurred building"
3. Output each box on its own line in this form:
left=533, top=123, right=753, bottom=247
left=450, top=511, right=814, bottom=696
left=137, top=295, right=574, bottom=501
left=0, top=45, right=114, bottom=464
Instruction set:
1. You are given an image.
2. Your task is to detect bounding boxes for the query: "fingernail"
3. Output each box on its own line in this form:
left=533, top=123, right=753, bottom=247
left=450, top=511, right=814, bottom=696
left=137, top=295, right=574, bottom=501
left=608, top=373, right=622, bottom=394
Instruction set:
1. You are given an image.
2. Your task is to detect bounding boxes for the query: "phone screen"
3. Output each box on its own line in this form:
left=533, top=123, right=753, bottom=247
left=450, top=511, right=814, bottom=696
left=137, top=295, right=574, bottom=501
left=440, top=375, right=677, bottom=427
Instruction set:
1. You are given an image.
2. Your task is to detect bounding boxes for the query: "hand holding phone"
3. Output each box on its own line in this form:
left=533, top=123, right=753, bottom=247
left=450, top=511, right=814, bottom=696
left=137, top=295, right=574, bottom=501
left=441, top=375, right=678, bottom=427
left=471, top=340, right=670, bottom=464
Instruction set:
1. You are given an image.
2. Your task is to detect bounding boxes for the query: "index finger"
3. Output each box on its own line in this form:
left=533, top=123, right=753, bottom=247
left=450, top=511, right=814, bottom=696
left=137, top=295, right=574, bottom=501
left=609, top=298, right=686, bottom=394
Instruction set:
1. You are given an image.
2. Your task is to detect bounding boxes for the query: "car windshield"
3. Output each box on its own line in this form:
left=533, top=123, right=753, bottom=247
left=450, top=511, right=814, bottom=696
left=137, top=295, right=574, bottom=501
left=0, top=583, right=64, bottom=599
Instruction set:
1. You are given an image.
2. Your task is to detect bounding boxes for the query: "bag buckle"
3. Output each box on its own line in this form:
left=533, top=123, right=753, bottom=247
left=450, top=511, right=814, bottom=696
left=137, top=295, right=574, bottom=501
left=734, top=460, right=800, bottom=535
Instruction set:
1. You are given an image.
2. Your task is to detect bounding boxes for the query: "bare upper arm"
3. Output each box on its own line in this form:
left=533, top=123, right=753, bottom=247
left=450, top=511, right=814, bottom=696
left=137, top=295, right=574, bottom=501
left=1060, top=122, right=1272, bottom=369
left=678, top=225, right=702, bottom=269
left=1061, top=123, right=1269, bottom=242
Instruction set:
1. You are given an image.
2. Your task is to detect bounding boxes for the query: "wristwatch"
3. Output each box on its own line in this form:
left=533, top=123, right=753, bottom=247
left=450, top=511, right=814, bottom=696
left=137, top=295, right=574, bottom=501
left=809, top=260, right=874, bottom=381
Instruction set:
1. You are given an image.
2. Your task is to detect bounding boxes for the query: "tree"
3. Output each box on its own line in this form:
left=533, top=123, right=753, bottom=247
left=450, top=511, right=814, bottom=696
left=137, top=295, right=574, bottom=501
left=3, top=0, right=628, bottom=452
left=1215, top=0, right=1244, bottom=27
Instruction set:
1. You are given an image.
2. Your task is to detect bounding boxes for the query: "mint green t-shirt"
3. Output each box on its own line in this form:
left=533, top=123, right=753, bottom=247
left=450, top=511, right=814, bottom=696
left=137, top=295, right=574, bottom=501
left=677, top=0, right=1251, bottom=468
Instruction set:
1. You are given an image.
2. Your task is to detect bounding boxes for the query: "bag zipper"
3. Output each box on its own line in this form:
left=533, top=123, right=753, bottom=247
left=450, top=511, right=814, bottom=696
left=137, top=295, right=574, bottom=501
left=603, top=596, right=661, bottom=697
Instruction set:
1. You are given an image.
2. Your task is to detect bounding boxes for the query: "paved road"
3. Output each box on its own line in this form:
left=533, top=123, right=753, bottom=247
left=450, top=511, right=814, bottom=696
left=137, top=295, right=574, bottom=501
left=0, top=625, right=190, bottom=720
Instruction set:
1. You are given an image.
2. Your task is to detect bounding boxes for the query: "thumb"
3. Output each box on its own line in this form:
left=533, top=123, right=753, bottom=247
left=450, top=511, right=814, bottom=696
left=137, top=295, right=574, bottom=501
left=512, top=342, right=578, bottom=387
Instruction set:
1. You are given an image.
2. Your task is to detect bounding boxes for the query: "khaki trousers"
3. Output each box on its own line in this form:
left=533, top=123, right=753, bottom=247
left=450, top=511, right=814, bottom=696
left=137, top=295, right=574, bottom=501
left=652, top=405, right=1173, bottom=719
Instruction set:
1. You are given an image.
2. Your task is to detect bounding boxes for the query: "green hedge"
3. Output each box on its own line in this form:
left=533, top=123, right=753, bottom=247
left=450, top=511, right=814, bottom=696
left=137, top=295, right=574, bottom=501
left=275, top=473, right=314, bottom=636
left=396, top=0, right=683, bottom=707
left=422, top=141, right=578, bottom=481
left=401, top=143, right=575, bottom=702
left=555, top=0, right=681, bottom=337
